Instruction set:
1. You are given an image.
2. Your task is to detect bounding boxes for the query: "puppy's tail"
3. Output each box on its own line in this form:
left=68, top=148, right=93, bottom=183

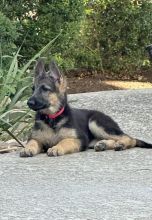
left=136, top=139, right=152, bottom=149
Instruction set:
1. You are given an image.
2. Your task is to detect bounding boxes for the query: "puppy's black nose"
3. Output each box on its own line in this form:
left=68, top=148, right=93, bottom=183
left=27, top=98, right=35, bottom=108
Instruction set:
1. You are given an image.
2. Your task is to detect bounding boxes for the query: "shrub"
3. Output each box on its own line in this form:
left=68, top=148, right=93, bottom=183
left=0, top=12, right=19, bottom=66
left=1, top=0, right=152, bottom=74
left=85, top=0, right=152, bottom=73
left=1, top=0, right=85, bottom=67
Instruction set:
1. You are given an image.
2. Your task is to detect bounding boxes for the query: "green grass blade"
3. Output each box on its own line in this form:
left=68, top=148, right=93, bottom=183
left=8, top=86, right=28, bottom=110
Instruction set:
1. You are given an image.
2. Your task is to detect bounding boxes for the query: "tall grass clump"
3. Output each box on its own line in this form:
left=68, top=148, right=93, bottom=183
left=0, top=35, right=60, bottom=144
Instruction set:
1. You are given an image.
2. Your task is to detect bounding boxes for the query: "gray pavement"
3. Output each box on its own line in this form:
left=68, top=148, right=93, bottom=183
left=1, top=89, right=152, bottom=220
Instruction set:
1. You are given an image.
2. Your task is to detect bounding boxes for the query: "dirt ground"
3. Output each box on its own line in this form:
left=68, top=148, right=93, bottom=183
left=67, top=70, right=152, bottom=93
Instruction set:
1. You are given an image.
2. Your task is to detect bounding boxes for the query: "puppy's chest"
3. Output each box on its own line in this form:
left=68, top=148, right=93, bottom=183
left=32, top=120, right=77, bottom=147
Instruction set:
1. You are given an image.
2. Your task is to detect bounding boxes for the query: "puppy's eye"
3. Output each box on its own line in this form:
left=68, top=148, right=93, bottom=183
left=41, top=85, right=51, bottom=92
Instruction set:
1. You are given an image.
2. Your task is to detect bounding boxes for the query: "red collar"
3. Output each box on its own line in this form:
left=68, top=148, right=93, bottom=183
left=47, top=107, right=65, bottom=119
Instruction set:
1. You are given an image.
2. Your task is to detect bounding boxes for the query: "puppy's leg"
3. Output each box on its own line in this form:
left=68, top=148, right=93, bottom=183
left=94, top=136, right=136, bottom=151
left=89, top=115, right=136, bottom=151
left=94, top=139, right=116, bottom=151
left=114, top=135, right=136, bottom=151
left=47, top=138, right=81, bottom=157
left=20, top=139, right=42, bottom=157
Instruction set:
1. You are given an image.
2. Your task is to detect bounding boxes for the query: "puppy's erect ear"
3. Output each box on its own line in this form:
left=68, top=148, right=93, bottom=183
left=49, top=60, right=62, bottom=82
left=35, top=59, right=45, bottom=77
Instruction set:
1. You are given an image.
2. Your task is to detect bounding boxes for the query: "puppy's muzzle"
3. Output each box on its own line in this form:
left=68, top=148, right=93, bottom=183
left=27, top=97, right=49, bottom=111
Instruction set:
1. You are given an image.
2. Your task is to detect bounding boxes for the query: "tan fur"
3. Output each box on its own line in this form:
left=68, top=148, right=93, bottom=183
left=39, top=80, right=67, bottom=114
left=89, top=121, right=113, bottom=139
left=20, top=139, right=42, bottom=157
left=49, top=93, right=59, bottom=106
left=20, top=118, right=78, bottom=157
left=89, top=121, right=136, bottom=150
left=115, top=135, right=137, bottom=149
left=30, top=120, right=78, bottom=149
left=89, top=121, right=118, bottom=141
left=94, top=140, right=116, bottom=151
left=47, top=138, right=81, bottom=156
left=48, top=93, right=60, bottom=114
left=31, top=121, right=54, bottom=146
left=59, top=128, right=77, bottom=139
left=58, top=76, right=67, bottom=93
left=39, top=93, right=61, bottom=114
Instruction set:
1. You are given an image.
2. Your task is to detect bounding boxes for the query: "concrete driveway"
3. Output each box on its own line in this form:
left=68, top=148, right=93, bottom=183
left=0, top=89, right=152, bottom=220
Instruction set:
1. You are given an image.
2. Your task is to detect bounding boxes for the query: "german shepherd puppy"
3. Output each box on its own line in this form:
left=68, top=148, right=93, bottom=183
left=20, top=59, right=152, bottom=157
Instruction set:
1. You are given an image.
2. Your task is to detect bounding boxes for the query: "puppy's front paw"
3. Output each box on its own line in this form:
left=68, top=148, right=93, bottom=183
left=47, top=145, right=64, bottom=157
left=20, top=148, right=34, bottom=157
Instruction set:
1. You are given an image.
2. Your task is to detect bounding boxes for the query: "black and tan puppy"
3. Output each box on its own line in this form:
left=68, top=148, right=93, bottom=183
left=20, top=59, right=152, bottom=157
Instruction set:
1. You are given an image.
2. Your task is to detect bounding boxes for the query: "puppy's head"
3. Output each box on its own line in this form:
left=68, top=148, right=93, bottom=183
left=27, top=59, right=67, bottom=114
